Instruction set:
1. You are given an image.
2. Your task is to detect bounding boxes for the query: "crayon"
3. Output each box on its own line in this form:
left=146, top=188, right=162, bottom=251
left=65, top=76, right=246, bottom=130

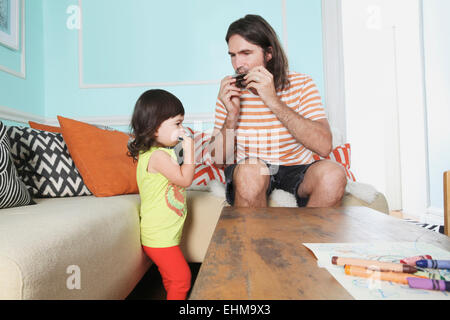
left=407, top=277, right=450, bottom=292
left=332, top=256, right=417, bottom=273
left=416, top=259, right=450, bottom=270
left=344, top=265, right=427, bottom=285
left=414, top=270, right=447, bottom=280
left=400, top=255, right=432, bottom=266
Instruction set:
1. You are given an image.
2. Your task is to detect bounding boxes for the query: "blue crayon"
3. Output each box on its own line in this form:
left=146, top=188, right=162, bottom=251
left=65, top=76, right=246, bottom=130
left=416, top=259, right=450, bottom=269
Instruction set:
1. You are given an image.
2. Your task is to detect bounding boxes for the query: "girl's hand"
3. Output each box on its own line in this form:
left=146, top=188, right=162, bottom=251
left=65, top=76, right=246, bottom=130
left=181, top=134, right=195, bottom=166
left=181, top=135, right=194, bottom=150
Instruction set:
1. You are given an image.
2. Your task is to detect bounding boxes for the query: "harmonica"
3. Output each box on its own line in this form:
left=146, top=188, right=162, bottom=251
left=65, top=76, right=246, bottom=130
left=232, top=73, right=247, bottom=89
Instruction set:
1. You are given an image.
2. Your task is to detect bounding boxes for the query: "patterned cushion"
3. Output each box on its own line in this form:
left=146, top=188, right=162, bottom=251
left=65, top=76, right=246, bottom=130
left=192, top=163, right=225, bottom=186
left=0, top=121, right=34, bottom=208
left=186, top=128, right=214, bottom=166
left=312, top=143, right=356, bottom=181
left=185, top=128, right=225, bottom=187
left=183, top=129, right=355, bottom=185
left=7, top=126, right=92, bottom=198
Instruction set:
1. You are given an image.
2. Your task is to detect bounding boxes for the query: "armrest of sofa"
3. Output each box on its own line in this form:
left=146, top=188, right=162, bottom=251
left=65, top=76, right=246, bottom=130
left=341, top=192, right=389, bottom=215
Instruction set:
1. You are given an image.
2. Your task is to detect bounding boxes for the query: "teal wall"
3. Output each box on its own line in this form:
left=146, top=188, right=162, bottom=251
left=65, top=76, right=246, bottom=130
left=42, top=0, right=324, bottom=121
left=2, top=0, right=324, bottom=131
left=0, top=0, right=45, bottom=117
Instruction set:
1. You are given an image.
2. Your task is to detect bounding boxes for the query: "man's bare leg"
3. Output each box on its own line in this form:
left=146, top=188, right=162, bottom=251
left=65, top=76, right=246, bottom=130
left=297, top=160, right=347, bottom=207
left=232, top=158, right=271, bottom=208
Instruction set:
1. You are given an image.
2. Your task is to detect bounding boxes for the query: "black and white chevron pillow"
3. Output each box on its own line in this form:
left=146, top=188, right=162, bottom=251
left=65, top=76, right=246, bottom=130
left=7, top=126, right=92, bottom=198
left=0, top=121, right=34, bottom=209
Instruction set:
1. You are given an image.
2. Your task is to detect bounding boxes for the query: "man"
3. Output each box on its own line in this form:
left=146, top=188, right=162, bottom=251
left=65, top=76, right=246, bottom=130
left=209, top=15, right=347, bottom=208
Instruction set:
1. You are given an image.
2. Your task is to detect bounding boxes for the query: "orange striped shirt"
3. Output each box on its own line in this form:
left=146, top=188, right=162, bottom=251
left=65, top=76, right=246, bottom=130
left=214, top=72, right=327, bottom=166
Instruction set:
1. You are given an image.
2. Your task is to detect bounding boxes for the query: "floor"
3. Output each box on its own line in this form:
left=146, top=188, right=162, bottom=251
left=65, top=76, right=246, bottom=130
left=389, top=210, right=415, bottom=220
left=126, top=263, right=201, bottom=300
left=389, top=210, right=405, bottom=219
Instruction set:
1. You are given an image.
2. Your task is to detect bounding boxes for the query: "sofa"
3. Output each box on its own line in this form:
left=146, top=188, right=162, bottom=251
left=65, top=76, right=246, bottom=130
left=0, top=118, right=389, bottom=299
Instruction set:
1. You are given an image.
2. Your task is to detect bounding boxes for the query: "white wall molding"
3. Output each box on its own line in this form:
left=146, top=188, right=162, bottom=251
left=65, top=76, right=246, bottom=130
left=0, top=105, right=214, bottom=127
left=77, top=0, right=289, bottom=89
left=44, top=112, right=215, bottom=127
left=321, top=0, right=346, bottom=139
left=0, top=0, right=26, bottom=79
left=0, top=105, right=44, bottom=124
left=77, top=0, right=221, bottom=89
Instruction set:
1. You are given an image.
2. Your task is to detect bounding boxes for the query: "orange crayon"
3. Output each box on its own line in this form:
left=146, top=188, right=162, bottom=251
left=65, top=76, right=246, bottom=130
left=344, top=265, right=428, bottom=285
left=332, top=256, right=417, bottom=273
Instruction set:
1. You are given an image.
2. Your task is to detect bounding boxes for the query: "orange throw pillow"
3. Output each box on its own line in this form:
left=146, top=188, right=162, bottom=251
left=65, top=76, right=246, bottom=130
left=28, top=121, right=62, bottom=133
left=57, top=116, right=138, bottom=197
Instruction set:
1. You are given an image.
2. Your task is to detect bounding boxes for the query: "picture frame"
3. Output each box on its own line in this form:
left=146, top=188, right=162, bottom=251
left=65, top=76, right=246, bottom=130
left=0, top=0, right=19, bottom=50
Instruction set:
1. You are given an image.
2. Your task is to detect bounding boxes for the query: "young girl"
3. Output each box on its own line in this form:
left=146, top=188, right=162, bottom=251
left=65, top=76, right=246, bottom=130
left=128, top=89, right=195, bottom=300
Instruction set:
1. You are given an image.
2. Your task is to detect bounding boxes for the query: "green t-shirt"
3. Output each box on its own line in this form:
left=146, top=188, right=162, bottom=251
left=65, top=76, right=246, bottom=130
left=137, top=146, right=187, bottom=248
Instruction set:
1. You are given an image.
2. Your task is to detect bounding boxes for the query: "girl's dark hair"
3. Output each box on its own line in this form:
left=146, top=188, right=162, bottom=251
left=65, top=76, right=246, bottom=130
left=127, top=89, right=184, bottom=160
left=226, top=14, right=290, bottom=90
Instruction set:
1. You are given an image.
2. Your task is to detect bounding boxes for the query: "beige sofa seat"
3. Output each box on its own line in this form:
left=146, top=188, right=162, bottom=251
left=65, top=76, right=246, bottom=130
left=181, top=191, right=226, bottom=262
left=0, top=195, right=150, bottom=300
left=0, top=191, right=226, bottom=299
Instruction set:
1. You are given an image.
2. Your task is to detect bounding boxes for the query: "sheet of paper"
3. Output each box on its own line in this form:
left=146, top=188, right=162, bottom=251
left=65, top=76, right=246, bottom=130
left=302, top=242, right=450, bottom=300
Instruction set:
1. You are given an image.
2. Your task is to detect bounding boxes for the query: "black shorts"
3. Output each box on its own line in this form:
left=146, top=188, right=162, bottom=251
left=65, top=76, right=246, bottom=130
left=224, top=159, right=318, bottom=207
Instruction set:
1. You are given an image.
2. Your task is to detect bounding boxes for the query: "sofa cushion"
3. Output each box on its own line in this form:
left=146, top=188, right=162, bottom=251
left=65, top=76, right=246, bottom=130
left=0, top=122, right=34, bottom=209
left=313, top=143, right=356, bottom=181
left=185, top=127, right=225, bottom=188
left=57, top=116, right=138, bottom=197
left=7, top=126, right=92, bottom=198
left=28, top=121, right=62, bottom=133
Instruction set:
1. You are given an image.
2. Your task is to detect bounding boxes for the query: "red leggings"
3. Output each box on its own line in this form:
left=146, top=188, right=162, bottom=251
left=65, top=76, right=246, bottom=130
left=142, top=245, right=191, bottom=300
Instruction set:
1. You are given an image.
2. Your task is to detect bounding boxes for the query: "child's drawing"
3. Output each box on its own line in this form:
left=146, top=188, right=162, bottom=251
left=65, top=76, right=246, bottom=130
left=303, top=242, right=450, bottom=300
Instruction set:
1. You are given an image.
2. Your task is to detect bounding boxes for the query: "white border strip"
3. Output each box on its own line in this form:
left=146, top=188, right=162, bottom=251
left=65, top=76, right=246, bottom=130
left=0, top=0, right=26, bottom=79
left=77, top=0, right=287, bottom=89
left=79, top=79, right=221, bottom=89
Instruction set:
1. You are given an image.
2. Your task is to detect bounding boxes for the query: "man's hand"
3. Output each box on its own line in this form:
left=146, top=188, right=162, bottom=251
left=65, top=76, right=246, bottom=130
left=244, top=66, right=278, bottom=107
left=218, top=76, right=241, bottom=125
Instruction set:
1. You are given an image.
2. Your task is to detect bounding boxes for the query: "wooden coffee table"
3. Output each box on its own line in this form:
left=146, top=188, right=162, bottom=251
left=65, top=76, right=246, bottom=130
left=189, top=206, right=450, bottom=300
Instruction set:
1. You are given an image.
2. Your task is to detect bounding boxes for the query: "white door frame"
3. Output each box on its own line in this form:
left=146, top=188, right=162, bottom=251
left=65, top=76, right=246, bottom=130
left=321, top=0, right=347, bottom=141
left=321, top=0, right=436, bottom=223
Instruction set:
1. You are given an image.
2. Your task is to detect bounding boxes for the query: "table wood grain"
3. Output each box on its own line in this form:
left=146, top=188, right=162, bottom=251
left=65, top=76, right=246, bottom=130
left=189, top=206, right=450, bottom=300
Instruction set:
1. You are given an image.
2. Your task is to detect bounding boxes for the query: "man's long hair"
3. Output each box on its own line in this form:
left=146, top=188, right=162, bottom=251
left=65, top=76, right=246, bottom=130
left=226, top=15, right=290, bottom=91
